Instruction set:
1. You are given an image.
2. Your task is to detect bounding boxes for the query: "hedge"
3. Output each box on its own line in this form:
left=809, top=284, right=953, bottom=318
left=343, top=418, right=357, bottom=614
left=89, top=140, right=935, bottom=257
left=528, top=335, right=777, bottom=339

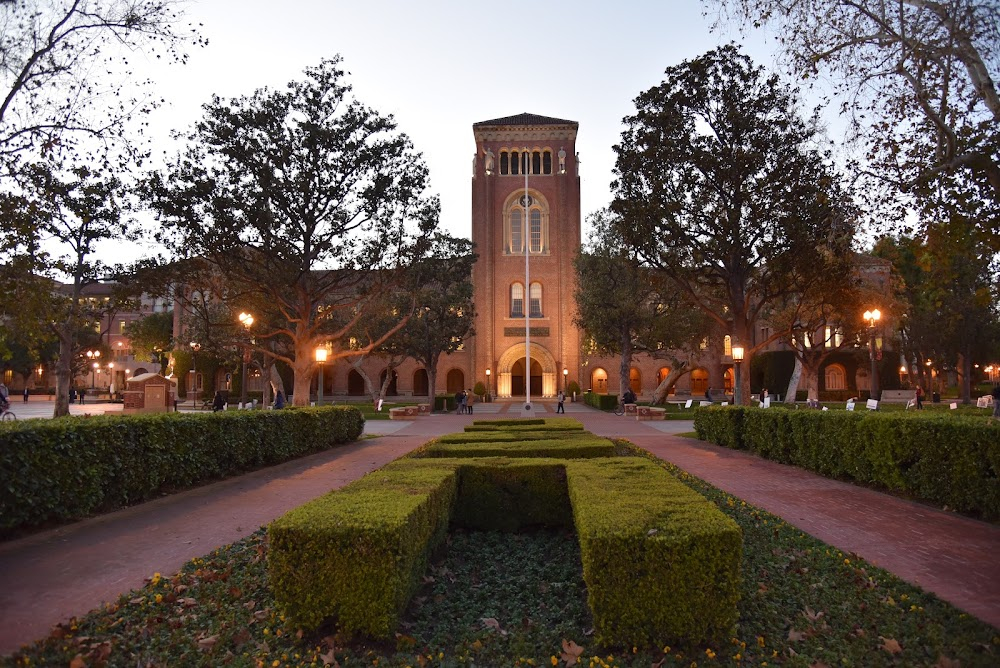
left=0, top=406, right=364, bottom=536
left=583, top=392, right=619, bottom=410
left=423, top=436, right=616, bottom=459
left=694, top=406, right=1000, bottom=519
left=435, top=430, right=595, bottom=444
left=464, top=417, right=583, bottom=432
left=268, top=455, right=741, bottom=646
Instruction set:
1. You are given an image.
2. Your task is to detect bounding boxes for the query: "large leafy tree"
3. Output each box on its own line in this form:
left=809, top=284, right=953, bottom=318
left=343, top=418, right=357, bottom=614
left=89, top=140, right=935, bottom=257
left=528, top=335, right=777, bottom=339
left=123, top=312, right=173, bottom=374
left=611, top=45, right=855, bottom=404
left=0, top=0, right=205, bottom=172
left=145, top=57, right=441, bottom=405
left=708, top=0, right=1000, bottom=219
left=574, top=209, right=711, bottom=402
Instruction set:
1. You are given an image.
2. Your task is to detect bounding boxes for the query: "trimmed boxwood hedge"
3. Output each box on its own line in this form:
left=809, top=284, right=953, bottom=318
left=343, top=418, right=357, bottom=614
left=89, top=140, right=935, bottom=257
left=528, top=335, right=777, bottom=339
left=423, top=436, right=615, bottom=459
left=268, top=455, right=741, bottom=647
left=464, top=417, right=584, bottom=432
left=0, top=406, right=364, bottom=536
left=694, top=406, right=1000, bottom=519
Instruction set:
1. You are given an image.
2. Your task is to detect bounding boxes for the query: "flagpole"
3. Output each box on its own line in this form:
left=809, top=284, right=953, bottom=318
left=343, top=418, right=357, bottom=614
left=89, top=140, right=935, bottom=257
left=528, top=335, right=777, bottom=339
left=524, top=147, right=531, bottom=412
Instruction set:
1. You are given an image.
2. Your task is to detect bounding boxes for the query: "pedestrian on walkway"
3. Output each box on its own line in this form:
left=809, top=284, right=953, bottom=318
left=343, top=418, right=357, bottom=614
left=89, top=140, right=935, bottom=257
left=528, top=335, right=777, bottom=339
left=212, top=391, right=225, bottom=412
left=23, top=387, right=29, bottom=403
left=69, top=388, right=76, bottom=404
left=990, top=384, right=1000, bottom=424
left=455, top=390, right=464, bottom=414
left=556, top=390, right=565, bottom=413
left=915, top=385, right=924, bottom=410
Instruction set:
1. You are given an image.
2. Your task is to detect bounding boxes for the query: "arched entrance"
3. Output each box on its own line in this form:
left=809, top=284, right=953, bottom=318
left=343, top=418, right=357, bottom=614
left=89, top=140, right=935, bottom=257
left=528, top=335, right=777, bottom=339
left=446, top=369, right=465, bottom=393
left=347, top=369, right=365, bottom=396
left=496, top=343, right=557, bottom=397
left=591, top=368, right=609, bottom=394
left=691, top=368, right=709, bottom=395
left=629, top=367, right=641, bottom=394
left=511, top=358, right=543, bottom=396
left=413, top=369, right=429, bottom=396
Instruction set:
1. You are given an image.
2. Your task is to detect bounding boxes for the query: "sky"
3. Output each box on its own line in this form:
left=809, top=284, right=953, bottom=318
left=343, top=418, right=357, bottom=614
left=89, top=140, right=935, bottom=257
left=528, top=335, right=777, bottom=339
left=127, top=0, right=789, bottom=254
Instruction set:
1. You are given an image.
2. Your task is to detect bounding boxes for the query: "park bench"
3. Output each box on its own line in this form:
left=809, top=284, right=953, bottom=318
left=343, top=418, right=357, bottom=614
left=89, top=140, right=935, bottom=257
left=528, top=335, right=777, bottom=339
left=879, top=389, right=913, bottom=404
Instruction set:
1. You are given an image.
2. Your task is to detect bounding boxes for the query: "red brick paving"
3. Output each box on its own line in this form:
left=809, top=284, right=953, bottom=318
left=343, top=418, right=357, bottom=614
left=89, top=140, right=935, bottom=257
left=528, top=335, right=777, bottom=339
left=1, top=406, right=998, bottom=657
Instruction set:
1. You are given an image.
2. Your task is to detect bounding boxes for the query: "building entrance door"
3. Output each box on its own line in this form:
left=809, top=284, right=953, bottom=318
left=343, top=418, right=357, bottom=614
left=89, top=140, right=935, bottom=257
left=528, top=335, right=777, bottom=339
left=511, top=358, right=542, bottom=396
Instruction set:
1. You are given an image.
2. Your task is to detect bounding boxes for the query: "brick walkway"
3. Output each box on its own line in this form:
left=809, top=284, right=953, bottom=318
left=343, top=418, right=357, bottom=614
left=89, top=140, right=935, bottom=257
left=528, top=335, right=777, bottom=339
left=1, top=405, right=998, bottom=656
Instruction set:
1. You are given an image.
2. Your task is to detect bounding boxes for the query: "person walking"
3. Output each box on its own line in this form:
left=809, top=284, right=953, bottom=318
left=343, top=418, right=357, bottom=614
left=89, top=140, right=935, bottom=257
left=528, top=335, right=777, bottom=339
left=915, top=385, right=924, bottom=410
left=556, top=389, right=566, bottom=413
left=23, top=387, right=29, bottom=403
left=69, top=388, right=76, bottom=405
left=212, top=391, right=226, bottom=412
left=455, top=390, right=464, bottom=414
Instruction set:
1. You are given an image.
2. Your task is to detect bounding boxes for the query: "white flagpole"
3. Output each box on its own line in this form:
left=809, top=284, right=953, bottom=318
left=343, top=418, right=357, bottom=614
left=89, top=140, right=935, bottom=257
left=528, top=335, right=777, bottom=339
left=524, top=148, right=531, bottom=411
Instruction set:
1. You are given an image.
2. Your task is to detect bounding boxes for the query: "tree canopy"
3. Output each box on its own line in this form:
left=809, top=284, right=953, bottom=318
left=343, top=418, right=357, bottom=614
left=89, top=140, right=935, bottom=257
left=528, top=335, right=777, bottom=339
left=708, top=0, right=1000, bottom=214
left=145, top=57, right=442, bottom=405
left=611, top=45, right=856, bottom=403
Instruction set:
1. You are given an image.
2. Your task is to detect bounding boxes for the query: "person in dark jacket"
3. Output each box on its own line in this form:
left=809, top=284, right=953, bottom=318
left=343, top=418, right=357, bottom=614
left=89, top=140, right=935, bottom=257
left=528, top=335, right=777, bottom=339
left=212, top=391, right=226, bottom=412
left=274, top=390, right=286, bottom=409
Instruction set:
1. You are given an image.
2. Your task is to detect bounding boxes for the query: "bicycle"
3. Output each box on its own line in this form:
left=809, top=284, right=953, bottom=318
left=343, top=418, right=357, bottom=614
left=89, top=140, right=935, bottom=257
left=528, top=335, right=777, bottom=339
left=0, top=401, right=15, bottom=421
left=613, top=400, right=625, bottom=416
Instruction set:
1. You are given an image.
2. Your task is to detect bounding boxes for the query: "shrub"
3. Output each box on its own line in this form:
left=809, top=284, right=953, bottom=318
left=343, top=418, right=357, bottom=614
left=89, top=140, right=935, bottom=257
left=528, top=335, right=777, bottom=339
left=0, top=406, right=364, bottom=536
left=583, top=392, right=619, bottom=410
left=694, top=408, right=1000, bottom=519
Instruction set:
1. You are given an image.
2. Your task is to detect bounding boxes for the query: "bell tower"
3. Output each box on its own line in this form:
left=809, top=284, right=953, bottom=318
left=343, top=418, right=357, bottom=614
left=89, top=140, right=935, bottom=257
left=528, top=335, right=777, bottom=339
left=470, top=113, right=581, bottom=398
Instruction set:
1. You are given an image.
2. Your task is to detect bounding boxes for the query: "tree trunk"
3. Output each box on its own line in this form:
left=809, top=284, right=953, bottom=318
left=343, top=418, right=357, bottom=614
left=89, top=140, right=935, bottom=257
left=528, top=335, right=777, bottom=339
left=650, top=365, right=691, bottom=404
left=619, top=331, right=633, bottom=397
left=959, top=350, right=972, bottom=404
left=291, top=353, right=315, bottom=407
left=53, top=325, right=73, bottom=418
left=785, top=355, right=803, bottom=404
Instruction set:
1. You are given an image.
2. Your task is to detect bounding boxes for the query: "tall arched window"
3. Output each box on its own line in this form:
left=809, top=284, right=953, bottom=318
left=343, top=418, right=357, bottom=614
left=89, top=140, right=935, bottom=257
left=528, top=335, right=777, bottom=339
left=529, top=210, right=542, bottom=252
left=724, top=335, right=732, bottom=357
left=510, top=282, right=524, bottom=318
left=529, top=282, right=542, bottom=317
left=510, top=209, right=523, bottom=253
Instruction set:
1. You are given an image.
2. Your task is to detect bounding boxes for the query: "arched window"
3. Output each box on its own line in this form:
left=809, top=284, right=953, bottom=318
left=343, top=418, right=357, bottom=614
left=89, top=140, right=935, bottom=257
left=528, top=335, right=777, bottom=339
left=825, top=364, right=847, bottom=391
left=529, top=210, right=542, bottom=252
left=510, top=209, right=523, bottom=253
left=413, top=369, right=429, bottom=396
left=511, top=150, right=520, bottom=175
left=629, top=367, right=641, bottom=394
left=532, top=151, right=541, bottom=174
left=543, top=150, right=552, bottom=174
left=510, top=283, right=524, bottom=318
left=529, top=282, right=542, bottom=317
left=499, top=151, right=508, bottom=175
left=724, top=335, right=732, bottom=357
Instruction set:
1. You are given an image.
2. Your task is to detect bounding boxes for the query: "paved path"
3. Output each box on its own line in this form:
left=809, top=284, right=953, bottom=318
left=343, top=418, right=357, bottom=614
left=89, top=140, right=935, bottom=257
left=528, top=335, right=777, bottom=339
left=2, top=403, right=998, bottom=657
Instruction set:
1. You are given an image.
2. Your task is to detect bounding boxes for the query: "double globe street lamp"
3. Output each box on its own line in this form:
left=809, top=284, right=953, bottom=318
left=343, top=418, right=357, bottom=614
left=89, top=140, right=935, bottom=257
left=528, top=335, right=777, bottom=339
left=863, top=308, right=882, bottom=401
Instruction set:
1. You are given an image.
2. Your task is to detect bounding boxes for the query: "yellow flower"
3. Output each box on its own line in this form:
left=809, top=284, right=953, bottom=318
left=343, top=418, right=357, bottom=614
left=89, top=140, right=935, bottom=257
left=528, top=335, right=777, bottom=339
left=844, top=558, right=851, bottom=565
left=551, top=657, right=558, bottom=666
left=662, top=646, right=671, bottom=654
left=757, top=636, right=765, bottom=647
left=705, top=648, right=716, bottom=659
left=154, top=594, right=163, bottom=604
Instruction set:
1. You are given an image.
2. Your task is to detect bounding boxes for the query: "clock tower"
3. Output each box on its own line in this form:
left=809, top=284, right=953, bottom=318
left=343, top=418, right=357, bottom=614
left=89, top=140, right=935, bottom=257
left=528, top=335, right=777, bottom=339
left=470, top=113, right=581, bottom=398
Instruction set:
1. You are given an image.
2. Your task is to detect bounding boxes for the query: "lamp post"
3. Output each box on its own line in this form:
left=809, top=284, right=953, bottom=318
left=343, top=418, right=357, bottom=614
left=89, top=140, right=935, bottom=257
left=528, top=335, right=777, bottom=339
left=863, top=309, right=882, bottom=400
left=563, top=367, right=569, bottom=392
left=485, top=368, right=491, bottom=402
left=189, top=342, right=201, bottom=408
left=238, top=312, right=254, bottom=408
left=899, top=365, right=907, bottom=388
left=315, top=346, right=327, bottom=406
left=732, top=344, right=745, bottom=405
left=86, top=350, right=101, bottom=389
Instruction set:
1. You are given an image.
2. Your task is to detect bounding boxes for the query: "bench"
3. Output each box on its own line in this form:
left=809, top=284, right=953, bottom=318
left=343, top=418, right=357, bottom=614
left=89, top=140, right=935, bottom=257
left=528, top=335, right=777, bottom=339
left=388, top=406, right=419, bottom=420
left=879, top=389, right=914, bottom=404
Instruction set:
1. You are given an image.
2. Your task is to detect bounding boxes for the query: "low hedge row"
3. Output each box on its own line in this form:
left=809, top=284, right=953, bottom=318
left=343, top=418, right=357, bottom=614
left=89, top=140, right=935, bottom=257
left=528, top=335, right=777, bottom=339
left=423, top=436, right=616, bottom=459
left=0, top=406, right=364, bottom=536
left=268, top=455, right=741, bottom=647
left=465, top=417, right=583, bottom=432
left=694, top=407, right=1000, bottom=519
left=435, top=430, right=594, bottom=444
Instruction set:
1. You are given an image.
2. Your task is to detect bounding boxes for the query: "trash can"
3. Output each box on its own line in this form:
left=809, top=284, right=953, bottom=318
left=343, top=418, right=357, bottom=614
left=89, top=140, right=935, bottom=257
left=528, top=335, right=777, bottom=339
left=932, top=391, right=941, bottom=403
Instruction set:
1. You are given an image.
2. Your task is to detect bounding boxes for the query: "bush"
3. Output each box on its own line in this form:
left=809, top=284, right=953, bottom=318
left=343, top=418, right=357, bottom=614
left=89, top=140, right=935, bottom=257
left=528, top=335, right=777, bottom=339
left=583, top=392, right=619, bottom=410
left=269, top=456, right=741, bottom=646
left=0, top=406, right=364, bottom=536
left=694, top=407, right=1000, bottom=519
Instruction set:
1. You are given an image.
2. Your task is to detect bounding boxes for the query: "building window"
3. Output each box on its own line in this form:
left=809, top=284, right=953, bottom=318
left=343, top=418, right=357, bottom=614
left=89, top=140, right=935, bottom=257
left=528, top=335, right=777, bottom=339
left=724, top=335, right=732, bottom=357
left=510, top=283, right=524, bottom=318
left=529, top=210, right=542, bottom=253
left=499, top=149, right=554, bottom=175
left=119, top=319, right=127, bottom=334
left=825, top=364, right=847, bottom=390
left=510, top=209, right=523, bottom=253
left=529, top=282, right=542, bottom=317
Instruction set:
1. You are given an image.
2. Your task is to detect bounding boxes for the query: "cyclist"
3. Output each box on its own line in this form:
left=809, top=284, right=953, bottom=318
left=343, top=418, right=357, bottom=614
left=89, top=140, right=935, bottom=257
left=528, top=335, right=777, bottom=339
left=0, top=381, right=9, bottom=411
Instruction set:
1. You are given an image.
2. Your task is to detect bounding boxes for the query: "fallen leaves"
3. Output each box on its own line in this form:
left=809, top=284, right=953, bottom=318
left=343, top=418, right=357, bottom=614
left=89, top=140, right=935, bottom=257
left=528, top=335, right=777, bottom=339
left=880, top=636, right=903, bottom=654
left=560, top=638, right=584, bottom=666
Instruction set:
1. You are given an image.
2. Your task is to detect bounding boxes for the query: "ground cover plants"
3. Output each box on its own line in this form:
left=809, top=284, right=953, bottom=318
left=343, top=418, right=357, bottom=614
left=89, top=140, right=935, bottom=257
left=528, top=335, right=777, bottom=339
left=4, top=436, right=997, bottom=667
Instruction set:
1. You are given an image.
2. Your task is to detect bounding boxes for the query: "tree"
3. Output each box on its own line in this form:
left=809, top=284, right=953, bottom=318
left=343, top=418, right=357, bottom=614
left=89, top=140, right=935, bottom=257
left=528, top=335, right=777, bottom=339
left=390, top=235, right=476, bottom=410
left=123, top=312, right=173, bottom=373
left=0, top=0, right=205, bottom=172
left=708, top=0, right=1000, bottom=209
left=573, top=209, right=710, bottom=402
left=0, top=162, right=135, bottom=416
left=611, top=45, right=854, bottom=404
left=145, top=57, right=441, bottom=405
